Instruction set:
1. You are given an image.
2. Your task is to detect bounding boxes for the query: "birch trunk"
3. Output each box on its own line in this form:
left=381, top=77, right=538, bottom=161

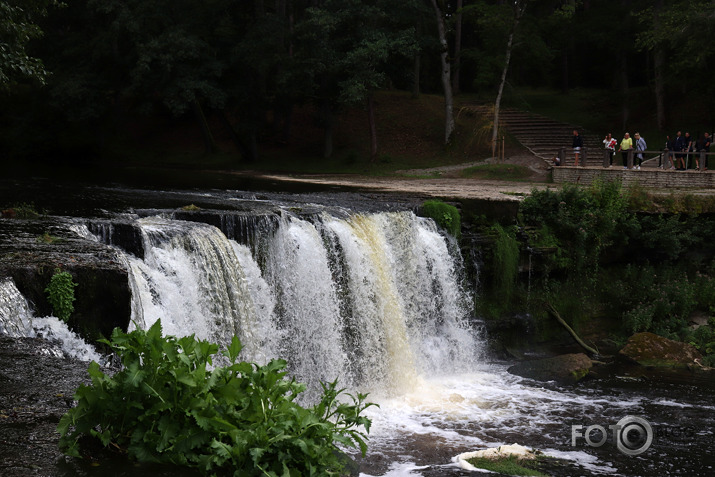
left=429, top=0, right=455, bottom=145
left=492, top=2, right=526, bottom=158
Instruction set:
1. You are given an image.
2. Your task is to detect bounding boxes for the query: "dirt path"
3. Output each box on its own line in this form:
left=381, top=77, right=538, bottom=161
left=252, top=155, right=556, bottom=201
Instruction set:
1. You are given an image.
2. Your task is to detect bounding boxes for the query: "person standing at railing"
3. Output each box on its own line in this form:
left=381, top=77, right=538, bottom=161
left=603, top=133, right=617, bottom=167
left=674, top=131, right=686, bottom=170
left=665, top=135, right=676, bottom=169
left=696, top=133, right=711, bottom=170
left=618, top=132, right=633, bottom=169
left=572, top=129, right=583, bottom=166
left=684, top=132, right=694, bottom=169
left=634, top=133, right=646, bottom=170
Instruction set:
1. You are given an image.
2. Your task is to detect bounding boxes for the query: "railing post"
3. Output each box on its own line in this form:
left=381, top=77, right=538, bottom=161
left=627, top=149, right=634, bottom=169
left=603, top=149, right=610, bottom=168
left=582, top=146, right=587, bottom=167
left=700, top=151, right=707, bottom=171
left=559, top=147, right=565, bottom=166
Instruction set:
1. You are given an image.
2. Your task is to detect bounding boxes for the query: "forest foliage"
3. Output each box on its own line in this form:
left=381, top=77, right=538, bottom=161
left=2, top=0, right=714, bottom=162
left=480, top=180, right=715, bottom=366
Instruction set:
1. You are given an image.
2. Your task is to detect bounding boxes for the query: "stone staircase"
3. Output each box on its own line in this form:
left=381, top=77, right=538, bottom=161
left=498, top=109, right=603, bottom=163
left=468, top=106, right=608, bottom=166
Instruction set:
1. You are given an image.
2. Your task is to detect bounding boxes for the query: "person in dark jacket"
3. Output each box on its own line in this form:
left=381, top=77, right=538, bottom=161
left=572, top=129, right=583, bottom=166
left=674, top=131, right=686, bottom=170
left=665, top=135, right=676, bottom=169
left=695, top=132, right=711, bottom=170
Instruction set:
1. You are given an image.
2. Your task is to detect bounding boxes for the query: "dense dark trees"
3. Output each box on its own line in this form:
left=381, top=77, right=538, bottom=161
left=1, top=0, right=713, bottom=162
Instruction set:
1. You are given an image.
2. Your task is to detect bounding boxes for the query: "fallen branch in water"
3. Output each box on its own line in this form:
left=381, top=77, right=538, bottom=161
left=546, top=303, right=599, bottom=357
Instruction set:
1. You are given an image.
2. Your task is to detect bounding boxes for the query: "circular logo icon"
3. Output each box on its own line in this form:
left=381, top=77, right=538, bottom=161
left=615, top=416, right=653, bottom=456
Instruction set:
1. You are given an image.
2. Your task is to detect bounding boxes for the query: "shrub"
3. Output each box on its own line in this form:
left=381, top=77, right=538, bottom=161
left=421, top=200, right=461, bottom=238
left=45, top=269, right=77, bottom=322
left=58, top=321, right=375, bottom=476
left=490, top=224, right=520, bottom=301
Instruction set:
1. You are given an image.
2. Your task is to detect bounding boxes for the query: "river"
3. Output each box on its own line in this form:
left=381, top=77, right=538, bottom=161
left=1, top=181, right=713, bottom=476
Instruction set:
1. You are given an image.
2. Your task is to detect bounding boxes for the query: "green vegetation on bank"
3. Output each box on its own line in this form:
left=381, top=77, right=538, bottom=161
left=58, top=321, right=374, bottom=476
left=477, top=180, right=715, bottom=365
left=466, top=455, right=547, bottom=477
left=421, top=200, right=461, bottom=238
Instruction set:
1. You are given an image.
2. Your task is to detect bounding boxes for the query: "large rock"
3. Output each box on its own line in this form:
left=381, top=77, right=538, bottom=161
left=619, top=332, right=702, bottom=368
left=0, top=218, right=131, bottom=341
left=507, top=353, right=593, bottom=384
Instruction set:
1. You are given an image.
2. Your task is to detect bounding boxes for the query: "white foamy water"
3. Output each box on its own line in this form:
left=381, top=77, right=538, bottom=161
left=31, top=317, right=104, bottom=362
left=0, top=278, right=34, bottom=337
left=0, top=277, right=102, bottom=362
left=359, top=365, right=642, bottom=476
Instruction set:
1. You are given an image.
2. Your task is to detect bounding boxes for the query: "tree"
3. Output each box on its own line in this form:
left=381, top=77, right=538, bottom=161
left=636, top=0, right=715, bottom=130
left=0, top=0, right=58, bottom=89
left=491, top=0, right=529, bottom=159
left=295, top=0, right=418, bottom=158
left=428, top=0, right=455, bottom=145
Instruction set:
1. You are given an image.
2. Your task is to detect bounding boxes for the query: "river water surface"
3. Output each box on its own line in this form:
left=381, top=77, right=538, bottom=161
left=1, top=181, right=713, bottom=476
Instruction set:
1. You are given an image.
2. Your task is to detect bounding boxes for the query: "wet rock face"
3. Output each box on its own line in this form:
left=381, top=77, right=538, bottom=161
left=619, top=332, right=702, bottom=368
left=0, top=218, right=131, bottom=341
left=507, top=353, right=593, bottom=384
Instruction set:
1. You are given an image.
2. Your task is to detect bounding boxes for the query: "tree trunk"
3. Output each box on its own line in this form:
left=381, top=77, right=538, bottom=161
left=193, top=100, right=218, bottom=154
left=322, top=99, right=334, bottom=159
left=561, top=50, right=569, bottom=94
left=653, top=0, right=667, bottom=131
left=654, top=48, right=666, bottom=131
left=429, top=0, right=455, bottom=145
left=367, top=94, right=378, bottom=161
left=492, top=2, right=526, bottom=158
left=451, top=0, right=463, bottom=95
left=217, top=109, right=254, bottom=161
left=412, top=53, right=421, bottom=99
left=620, top=52, right=629, bottom=130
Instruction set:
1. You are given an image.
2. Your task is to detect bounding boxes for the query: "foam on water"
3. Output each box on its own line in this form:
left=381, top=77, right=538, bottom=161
left=358, top=363, right=648, bottom=475
left=1, top=278, right=103, bottom=362
left=32, top=317, right=104, bottom=362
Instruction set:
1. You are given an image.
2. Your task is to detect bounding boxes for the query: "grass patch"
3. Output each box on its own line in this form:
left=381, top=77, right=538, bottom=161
left=466, top=455, right=548, bottom=476
left=2, top=202, right=43, bottom=219
left=460, top=163, right=531, bottom=181
left=37, top=232, right=61, bottom=244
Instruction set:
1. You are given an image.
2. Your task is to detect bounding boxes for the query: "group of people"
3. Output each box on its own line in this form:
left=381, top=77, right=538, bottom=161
left=601, top=130, right=712, bottom=170
left=663, top=131, right=711, bottom=170
left=602, top=131, right=648, bottom=169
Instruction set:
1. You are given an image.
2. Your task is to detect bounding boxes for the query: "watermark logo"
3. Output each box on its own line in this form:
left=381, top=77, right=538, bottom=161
left=571, top=415, right=653, bottom=456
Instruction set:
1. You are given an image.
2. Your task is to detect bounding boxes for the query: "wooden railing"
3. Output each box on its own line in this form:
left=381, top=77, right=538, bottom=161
left=557, top=147, right=715, bottom=170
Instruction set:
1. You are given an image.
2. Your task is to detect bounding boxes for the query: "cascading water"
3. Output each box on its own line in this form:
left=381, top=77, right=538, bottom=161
left=0, top=277, right=102, bottom=362
left=0, top=278, right=34, bottom=338
left=4, top=190, right=712, bottom=477
left=117, top=210, right=479, bottom=397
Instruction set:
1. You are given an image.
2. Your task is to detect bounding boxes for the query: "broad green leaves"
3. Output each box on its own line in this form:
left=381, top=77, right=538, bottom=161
left=58, top=321, right=376, bottom=476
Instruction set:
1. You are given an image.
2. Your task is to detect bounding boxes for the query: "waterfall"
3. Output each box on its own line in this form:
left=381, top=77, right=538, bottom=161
left=0, top=277, right=102, bottom=362
left=125, top=216, right=279, bottom=360
left=117, top=209, right=479, bottom=397
left=0, top=278, right=34, bottom=337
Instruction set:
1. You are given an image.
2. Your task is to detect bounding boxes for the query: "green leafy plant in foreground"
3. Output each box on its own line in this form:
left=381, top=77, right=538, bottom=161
left=58, top=321, right=375, bottom=476
left=45, top=268, right=77, bottom=322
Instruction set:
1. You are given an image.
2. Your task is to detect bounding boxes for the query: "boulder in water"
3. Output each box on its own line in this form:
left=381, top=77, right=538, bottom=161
left=618, top=332, right=702, bottom=368
left=507, top=353, right=593, bottom=384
